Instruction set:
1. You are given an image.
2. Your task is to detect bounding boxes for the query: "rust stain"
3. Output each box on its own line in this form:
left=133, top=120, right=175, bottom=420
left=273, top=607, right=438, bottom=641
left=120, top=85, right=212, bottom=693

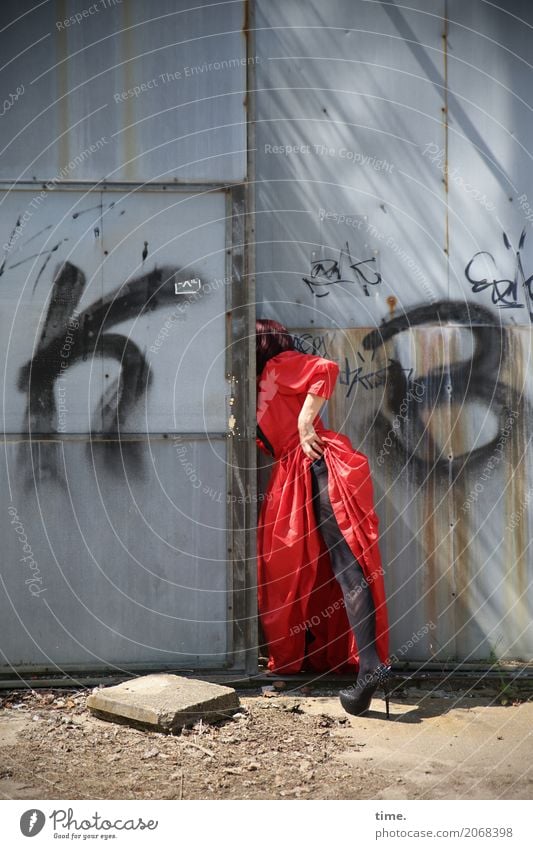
left=121, top=1, right=136, bottom=181
left=422, top=473, right=440, bottom=641
left=56, top=0, right=69, bottom=171
left=242, top=0, right=250, bottom=36
left=504, top=328, right=528, bottom=642
left=442, top=2, right=450, bottom=273
left=386, top=295, right=397, bottom=317
left=448, top=327, right=470, bottom=660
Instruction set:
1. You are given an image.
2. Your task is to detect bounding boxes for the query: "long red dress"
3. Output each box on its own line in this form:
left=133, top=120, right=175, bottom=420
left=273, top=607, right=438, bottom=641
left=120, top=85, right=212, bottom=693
left=257, top=349, right=390, bottom=674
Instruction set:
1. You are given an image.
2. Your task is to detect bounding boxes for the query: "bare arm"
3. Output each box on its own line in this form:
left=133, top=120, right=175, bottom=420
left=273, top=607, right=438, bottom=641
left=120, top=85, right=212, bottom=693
left=298, top=393, right=326, bottom=460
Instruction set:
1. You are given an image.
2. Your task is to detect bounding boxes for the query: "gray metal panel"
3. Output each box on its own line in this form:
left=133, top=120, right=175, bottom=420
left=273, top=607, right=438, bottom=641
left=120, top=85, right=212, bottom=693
left=254, top=0, right=533, bottom=664
left=294, top=323, right=533, bottom=664
left=254, top=0, right=447, bottom=328
left=448, top=326, right=533, bottom=662
left=1, top=438, right=230, bottom=668
left=447, top=1, right=533, bottom=324
left=0, top=188, right=228, bottom=434
left=0, top=0, right=246, bottom=183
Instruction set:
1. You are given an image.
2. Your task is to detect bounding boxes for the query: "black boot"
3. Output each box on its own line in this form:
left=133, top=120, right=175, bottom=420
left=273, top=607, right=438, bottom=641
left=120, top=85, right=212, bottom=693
left=339, top=663, right=393, bottom=718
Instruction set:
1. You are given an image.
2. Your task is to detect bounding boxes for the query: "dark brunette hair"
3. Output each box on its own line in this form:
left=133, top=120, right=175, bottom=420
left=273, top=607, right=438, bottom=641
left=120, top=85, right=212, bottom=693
left=256, top=318, right=294, bottom=375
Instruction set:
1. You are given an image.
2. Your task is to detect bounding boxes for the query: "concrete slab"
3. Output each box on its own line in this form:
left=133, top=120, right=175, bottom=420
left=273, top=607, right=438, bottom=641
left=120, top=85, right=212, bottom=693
left=86, top=674, right=240, bottom=732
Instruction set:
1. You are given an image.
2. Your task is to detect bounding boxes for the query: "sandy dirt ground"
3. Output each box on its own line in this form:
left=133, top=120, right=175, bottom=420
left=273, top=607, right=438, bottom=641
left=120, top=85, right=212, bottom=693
left=1, top=683, right=532, bottom=800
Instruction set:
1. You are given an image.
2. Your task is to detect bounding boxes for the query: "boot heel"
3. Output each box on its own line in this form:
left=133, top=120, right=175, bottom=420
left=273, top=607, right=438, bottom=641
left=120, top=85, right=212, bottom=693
left=339, top=662, right=393, bottom=719
left=379, top=665, right=392, bottom=720
left=383, top=681, right=390, bottom=719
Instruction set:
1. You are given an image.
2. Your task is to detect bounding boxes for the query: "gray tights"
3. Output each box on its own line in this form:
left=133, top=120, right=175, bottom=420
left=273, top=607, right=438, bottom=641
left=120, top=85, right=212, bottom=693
left=310, top=456, right=381, bottom=677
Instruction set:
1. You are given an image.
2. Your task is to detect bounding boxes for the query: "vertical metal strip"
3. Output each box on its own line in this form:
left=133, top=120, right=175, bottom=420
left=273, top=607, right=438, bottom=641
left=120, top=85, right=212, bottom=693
left=443, top=0, right=450, bottom=288
left=228, top=181, right=257, bottom=675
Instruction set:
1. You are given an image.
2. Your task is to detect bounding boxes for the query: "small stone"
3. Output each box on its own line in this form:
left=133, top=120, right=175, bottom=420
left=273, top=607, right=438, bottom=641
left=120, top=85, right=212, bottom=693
left=231, top=712, right=246, bottom=721
left=141, top=748, right=159, bottom=759
left=247, top=762, right=260, bottom=771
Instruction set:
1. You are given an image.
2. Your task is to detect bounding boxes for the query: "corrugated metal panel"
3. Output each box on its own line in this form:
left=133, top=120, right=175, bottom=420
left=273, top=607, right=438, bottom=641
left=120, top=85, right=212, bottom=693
left=254, top=0, right=447, bottom=328
left=256, top=0, right=533, bottom=663
left=1, top=188, right=228, bottom=433
left=2, top=438, right=229, bottom=668
left=0, top=186, right=235, bottom=671
left=0, top=0, right=247, bottom=183
left=447, top=3, right=533, bottom=324
left=0, top=0, right=253, bottom=674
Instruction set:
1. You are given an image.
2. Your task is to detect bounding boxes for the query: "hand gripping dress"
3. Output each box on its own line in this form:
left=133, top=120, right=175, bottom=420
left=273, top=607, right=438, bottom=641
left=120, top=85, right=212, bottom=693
left=257, top=349, right=390, bottom=674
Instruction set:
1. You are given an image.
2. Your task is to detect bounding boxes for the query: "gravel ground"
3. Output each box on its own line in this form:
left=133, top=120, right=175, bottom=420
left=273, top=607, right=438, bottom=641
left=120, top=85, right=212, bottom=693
left=1, top=684, right=532, bottom=800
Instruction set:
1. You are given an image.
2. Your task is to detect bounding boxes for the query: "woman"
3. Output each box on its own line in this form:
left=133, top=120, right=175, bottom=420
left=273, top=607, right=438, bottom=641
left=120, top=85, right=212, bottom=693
left=256, top=319, right=392, bottom=718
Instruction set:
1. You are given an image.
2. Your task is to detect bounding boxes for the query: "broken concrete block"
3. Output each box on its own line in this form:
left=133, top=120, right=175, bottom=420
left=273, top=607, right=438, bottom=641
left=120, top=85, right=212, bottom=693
left=86, top=674, right=240, bottom=732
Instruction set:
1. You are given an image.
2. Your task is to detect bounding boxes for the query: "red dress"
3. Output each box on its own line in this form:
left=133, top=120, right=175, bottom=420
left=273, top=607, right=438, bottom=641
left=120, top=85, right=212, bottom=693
left=257, top=350, right=390, bottom=674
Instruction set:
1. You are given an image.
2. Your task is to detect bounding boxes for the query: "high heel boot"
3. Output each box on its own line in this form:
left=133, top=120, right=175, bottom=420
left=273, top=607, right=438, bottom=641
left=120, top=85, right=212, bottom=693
left=339, top=663, right=393, bottom=719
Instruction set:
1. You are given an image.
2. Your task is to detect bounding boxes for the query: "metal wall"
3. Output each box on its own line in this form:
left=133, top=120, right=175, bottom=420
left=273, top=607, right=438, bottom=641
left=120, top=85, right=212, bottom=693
left=0, top=1, right=256, bottom=675
left=254, top=0, right=533, bottom=663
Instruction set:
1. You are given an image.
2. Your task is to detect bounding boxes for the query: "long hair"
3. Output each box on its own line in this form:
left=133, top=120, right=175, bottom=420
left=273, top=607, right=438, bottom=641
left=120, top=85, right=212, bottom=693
left=256, top=318, right=294, bottom=376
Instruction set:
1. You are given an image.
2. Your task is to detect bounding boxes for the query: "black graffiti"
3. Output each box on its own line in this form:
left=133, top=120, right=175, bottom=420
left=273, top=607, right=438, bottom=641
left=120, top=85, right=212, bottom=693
left=340, top=356, right=419, bottom=397
left=303, top=241, right=381, bottom=297
left=465, top=228, right=533, bottom=318
left=293, top=333, right=330, bottom=357
left=18, top=261, right=200, bottom=486
left=362, top=300, right=523, bottom=478
left=294, top=332, right=416, bottom=396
